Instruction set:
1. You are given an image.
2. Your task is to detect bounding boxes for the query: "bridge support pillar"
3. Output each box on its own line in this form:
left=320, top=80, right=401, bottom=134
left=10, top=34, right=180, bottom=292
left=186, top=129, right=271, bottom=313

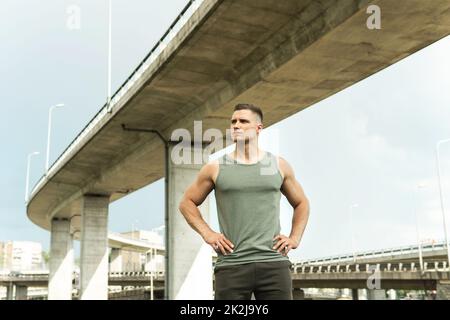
left=15, top=285, right=27, bottom=300
left=367, top=289, right=386, bottom=300
left=144, top=248, right=156, bottom=272
left=339, top=288, right=351, bottom=299
left=6, top=283, right=14, bottom=300
left=292, top=288, right=305, bottom=300
left=387, top=289, right=397, bottom=300
left=48, top=218, right=74, bottom=300
left=168, top=144, right=212, bottom=299
left=80, top=195, right=110, bottom=300
left=352, top=289, right=359, bottom=300
left=110, top=248, right=123, bottom=272
left=436, top=280, right=450, bottom=300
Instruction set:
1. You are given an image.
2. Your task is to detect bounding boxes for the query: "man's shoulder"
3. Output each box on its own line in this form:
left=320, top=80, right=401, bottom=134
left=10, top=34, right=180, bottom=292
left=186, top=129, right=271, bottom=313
left=201, top=159, right=220, bottom=175
left=276, top=155, right=294, bottom=179
left=275, top=154, right=290, bottom=165
left=202, top=159, right=221, bottom=184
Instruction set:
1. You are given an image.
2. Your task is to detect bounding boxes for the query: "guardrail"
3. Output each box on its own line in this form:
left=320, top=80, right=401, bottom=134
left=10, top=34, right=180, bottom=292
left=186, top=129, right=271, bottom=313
left=3, top=261, right=449, bottom=283
left=292, top=240, right=448, bottom=266
left=292, top=261, right=450, bottom=274
left=0, top=270, right=166, bottom=281
left=109, top=271, right=165, bottom=278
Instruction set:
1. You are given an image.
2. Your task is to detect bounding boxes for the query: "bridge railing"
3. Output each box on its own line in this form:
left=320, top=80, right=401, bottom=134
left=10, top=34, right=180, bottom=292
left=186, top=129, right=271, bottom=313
left=293, top=240, right=448, bottom=267
left=292, top=261, right=450, bottom=274
left=108, top=271, right=165, bottom=278
left=0, top=270, right=166, bottom=282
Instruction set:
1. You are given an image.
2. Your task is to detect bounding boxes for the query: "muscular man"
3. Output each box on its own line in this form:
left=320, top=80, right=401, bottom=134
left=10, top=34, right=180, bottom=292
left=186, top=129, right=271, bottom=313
left=178, top=103, right=310, bottom=300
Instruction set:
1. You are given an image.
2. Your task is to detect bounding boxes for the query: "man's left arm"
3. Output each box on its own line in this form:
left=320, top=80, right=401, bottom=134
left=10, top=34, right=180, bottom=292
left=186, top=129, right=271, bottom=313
left=273, top=156, right=310, bottom=256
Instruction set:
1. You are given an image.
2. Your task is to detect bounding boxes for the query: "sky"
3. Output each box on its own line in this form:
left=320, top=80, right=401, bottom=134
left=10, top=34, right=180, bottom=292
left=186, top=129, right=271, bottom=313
left=1, top=1, right=450, bottom=262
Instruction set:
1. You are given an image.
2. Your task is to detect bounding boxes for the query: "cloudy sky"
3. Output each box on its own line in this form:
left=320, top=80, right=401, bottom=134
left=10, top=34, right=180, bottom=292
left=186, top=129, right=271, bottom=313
left=1, top=1, right=449, bottom=262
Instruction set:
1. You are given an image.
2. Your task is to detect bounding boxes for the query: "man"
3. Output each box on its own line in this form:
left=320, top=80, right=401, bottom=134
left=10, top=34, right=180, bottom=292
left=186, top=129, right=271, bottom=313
left=178, top=103, right=310, bottom=300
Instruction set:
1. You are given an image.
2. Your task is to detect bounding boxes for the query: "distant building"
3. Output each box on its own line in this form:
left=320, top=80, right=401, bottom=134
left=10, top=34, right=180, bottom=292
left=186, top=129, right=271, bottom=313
left=0, top=241, right=43, bottom=271
left=0, top=243, right=5, bottom=269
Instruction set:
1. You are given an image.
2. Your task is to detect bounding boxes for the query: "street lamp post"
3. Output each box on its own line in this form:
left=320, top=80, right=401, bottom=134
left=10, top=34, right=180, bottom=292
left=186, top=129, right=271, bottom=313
left=106, top=0, right=112, bottom=113
left=25, top=151, right=40, bottom=203
left=45, top=103, right=64, bottom=173
left=412, top=184, right=426, bottom=273
left=436, top=138, right=450, bottom=270
left=349, top=203, right=358, bottom=262
left=150, top=248, right=154, bottom=300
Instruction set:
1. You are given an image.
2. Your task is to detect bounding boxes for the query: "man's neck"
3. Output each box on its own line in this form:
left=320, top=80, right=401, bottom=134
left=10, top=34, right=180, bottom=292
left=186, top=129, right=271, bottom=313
left=232, top=141, right=263, bottom=164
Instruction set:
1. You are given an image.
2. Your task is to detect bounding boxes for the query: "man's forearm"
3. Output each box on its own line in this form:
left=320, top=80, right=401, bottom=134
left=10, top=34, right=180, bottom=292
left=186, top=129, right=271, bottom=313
left=179, top=200, right=214, bottom=239
left=289, top=200, right=310, bottom=245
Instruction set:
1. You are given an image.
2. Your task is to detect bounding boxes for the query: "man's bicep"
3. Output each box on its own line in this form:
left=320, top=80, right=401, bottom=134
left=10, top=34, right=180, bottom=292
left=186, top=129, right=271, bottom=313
left=281, top=175, right=307, bottom=208
left=182, top=165, right=215, bottom=206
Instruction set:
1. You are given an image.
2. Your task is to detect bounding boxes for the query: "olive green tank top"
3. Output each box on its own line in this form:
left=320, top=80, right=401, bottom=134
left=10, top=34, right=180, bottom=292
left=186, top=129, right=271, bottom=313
left=213, top=150, right=290, bottom=268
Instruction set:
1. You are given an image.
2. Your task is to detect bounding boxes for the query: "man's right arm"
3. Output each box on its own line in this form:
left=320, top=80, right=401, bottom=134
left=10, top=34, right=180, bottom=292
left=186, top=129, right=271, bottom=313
left=178, top=162, right=234, bottom=255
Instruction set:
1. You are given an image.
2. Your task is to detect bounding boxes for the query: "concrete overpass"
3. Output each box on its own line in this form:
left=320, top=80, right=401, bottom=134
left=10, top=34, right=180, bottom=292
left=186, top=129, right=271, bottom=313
left=291, top=241, right=450, bottom=299
left=107, top=232, right=165, bottom=273
left=25, top=0, right=450, bottom=299
left=3, top=258, right=450, bottom=300
left=0, top=271, right=164, bottom=300
left=108, top=232, right=164, bottom=253
left=291, top=260, right=450, bottom=299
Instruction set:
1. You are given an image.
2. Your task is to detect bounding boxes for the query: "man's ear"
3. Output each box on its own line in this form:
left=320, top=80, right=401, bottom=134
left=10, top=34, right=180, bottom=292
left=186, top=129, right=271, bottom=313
left=257, top=123, right=263, bottom=133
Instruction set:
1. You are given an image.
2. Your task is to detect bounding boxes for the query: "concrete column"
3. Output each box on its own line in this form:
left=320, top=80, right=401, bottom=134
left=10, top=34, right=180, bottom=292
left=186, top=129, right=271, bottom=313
left=367, top=289, right=386, bottom=300
left=387, top=289, right=397, bottom=300
left=358, top=289, right=368, bottom=300
left=436, top=280, right=450, bottom=300
left=351, top=289, right=359, bottom=300
left=144, top=250, right=151, bottom=272
left=292, top=288, right=305, bottom=300
left=168, top=144, right=212, bottom=299
left=339, top=288, right=351, bottom=299
left=48, top=218, right=74, bottom=300
left=80, top=195, right=109, bottom=300
left=110, top=248, right=123, bottom=272
left=6, top=283, right=13, bottom=300
left=15, top=285, right=27, bottom=300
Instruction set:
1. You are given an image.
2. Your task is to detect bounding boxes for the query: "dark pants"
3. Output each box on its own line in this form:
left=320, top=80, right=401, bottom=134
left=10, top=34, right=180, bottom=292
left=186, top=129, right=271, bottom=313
left=214, top=260, right=293, bottom=300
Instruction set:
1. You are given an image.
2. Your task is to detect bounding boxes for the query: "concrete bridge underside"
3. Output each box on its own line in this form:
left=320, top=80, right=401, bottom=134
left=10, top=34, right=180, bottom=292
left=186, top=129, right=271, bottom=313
left=27, top=0, right=450, bottom=230
left=25, top=0, right=450, bottom=299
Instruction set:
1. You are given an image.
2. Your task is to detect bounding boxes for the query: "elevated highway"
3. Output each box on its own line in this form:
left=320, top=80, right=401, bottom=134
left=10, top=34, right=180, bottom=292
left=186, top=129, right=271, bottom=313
left=24, top=0, right=450, bottom=299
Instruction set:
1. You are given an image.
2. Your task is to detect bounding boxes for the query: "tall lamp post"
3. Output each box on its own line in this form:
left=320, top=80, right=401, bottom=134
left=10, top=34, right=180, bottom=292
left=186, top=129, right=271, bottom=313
left=349, top=203, right=358, bottom=262
left=25, top=151, right=40, bottom=203
left=412, top=184, right=426, bottom=272
left=46, top=103, right=64, bottom=173
left=106, top=0, right=112, bottom=113
left=436, top=138, right=450, bottom=270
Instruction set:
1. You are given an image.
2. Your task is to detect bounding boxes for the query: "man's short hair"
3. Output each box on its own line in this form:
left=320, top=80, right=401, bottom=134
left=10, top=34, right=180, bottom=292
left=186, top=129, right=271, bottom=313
left=234, top=103, right=263, bottom=123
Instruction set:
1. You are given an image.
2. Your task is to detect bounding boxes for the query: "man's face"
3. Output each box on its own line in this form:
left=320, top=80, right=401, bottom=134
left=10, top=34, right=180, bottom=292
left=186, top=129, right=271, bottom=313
left=230, top=109, right=262, bottom=143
